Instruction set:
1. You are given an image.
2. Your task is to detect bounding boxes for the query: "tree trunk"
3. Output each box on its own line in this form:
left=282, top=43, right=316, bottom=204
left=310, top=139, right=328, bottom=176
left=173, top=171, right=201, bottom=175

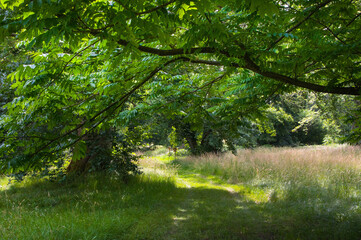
left=184, top=133, right=199, bottom=155
left=67, top=130, right=113, bottom=175
left=172, top=119, right=200, bottom=155
left=66, top=153, right=91, bottom=174
left=199, top=127, right=222, bottom=154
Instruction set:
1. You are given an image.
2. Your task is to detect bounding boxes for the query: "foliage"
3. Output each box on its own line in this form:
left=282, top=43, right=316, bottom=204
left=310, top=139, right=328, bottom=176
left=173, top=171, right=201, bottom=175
left=251, top=91, right=360, bottom=146
left=0, top=0, right=360, bottom=175
left=257, top=92, right=326, bottom=146
left=141, top=67, right=274, bottom=153
left=109, top=142, right=141, bottom=181
left=167, top=126, right=178, bottom=149
left=68, top=127, right=143, bottom=180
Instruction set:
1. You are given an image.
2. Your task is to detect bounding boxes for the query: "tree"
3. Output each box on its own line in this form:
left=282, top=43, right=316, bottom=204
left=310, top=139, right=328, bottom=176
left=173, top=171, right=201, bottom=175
left=257, top=91, right=329, bottom=146
left=0, top=0, right=360, bottom=176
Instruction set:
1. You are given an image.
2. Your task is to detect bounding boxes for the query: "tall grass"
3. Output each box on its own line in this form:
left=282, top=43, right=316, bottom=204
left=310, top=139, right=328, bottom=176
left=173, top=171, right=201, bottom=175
left=175, top=145, right=361, bottom=239
left=177, top=145, right=361, bottom=207
left=180, top=145, right=361, bottom=188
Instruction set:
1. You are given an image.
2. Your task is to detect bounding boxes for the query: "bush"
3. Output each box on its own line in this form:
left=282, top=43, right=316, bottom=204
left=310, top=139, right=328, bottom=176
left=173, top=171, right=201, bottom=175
left=108, top=143, right=141, bottom=182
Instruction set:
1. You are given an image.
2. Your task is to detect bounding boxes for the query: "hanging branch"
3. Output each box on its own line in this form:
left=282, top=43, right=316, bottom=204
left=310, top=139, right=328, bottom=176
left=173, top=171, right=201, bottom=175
left=26, top=57, right=188, bottom=159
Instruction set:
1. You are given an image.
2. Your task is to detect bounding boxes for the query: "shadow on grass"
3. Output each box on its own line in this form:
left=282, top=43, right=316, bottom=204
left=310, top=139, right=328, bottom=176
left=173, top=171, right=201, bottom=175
left=1, top=173, right=361, bottom=240
left=173, top=158, right=361, bottom=239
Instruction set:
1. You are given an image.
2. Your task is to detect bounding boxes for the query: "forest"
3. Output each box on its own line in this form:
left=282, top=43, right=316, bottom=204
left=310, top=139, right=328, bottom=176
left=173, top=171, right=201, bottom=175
left=0, top=0, right=361, bottom=239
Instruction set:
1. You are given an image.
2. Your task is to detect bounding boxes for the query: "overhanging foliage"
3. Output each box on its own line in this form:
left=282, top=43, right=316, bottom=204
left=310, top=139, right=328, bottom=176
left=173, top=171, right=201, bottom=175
left=0, top=0, right=360, bottom=174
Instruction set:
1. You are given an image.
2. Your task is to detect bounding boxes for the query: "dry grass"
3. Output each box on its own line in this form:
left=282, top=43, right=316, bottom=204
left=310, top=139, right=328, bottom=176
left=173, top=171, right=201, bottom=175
left=178, top=145, right=361, bottom=199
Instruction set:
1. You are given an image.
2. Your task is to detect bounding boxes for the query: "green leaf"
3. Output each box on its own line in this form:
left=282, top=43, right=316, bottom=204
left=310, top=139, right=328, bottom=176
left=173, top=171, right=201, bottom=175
left=72, top=141, right=87, bottom=161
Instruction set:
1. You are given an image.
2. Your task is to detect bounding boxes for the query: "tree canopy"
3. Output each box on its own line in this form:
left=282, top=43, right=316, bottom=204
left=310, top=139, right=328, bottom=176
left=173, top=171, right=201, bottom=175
left=0, top=0, right=360, bottom=176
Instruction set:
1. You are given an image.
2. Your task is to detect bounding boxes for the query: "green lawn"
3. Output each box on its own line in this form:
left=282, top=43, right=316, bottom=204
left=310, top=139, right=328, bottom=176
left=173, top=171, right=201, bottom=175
left=1, top=146, right=361, bottom=239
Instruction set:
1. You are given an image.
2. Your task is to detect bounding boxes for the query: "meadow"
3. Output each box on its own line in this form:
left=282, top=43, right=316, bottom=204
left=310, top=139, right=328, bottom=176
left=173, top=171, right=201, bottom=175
left=1, top=145, right=361, bottom=239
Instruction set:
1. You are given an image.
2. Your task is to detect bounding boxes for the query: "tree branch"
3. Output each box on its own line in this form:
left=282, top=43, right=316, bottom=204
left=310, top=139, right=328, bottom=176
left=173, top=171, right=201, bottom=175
left=266, top=0, right=332, bottom=51
left=117, top=39, right=217, bottom=56
left=180, top=56, right=360, bottom=96
left=345, top=12, right=361, bottom=27
left=116, top=37, right=359, bottom=95
left=311, top=19, right=346, bottom=44
left=136, top=0, right=176, bottom=15
left=242, top=54, right=359, bottom=95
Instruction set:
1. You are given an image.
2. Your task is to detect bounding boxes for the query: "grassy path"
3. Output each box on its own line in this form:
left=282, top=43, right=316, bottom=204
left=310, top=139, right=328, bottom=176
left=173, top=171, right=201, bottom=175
left=0, top=156, right=267, bottom=240
left=143, top=153, right=361, bottom=240
left=168, top=171, right=249, bottom=239
left=141, top=156, right=271, bottom=240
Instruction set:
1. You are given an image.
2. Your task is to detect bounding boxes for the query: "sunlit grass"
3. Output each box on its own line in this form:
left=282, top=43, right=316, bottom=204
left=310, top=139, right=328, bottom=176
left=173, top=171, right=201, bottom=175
left=173, top=145, right=361, bottom=239
left=0, top=176, right=8, bottom=190
left=141, top=145, right=169, bottom=157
